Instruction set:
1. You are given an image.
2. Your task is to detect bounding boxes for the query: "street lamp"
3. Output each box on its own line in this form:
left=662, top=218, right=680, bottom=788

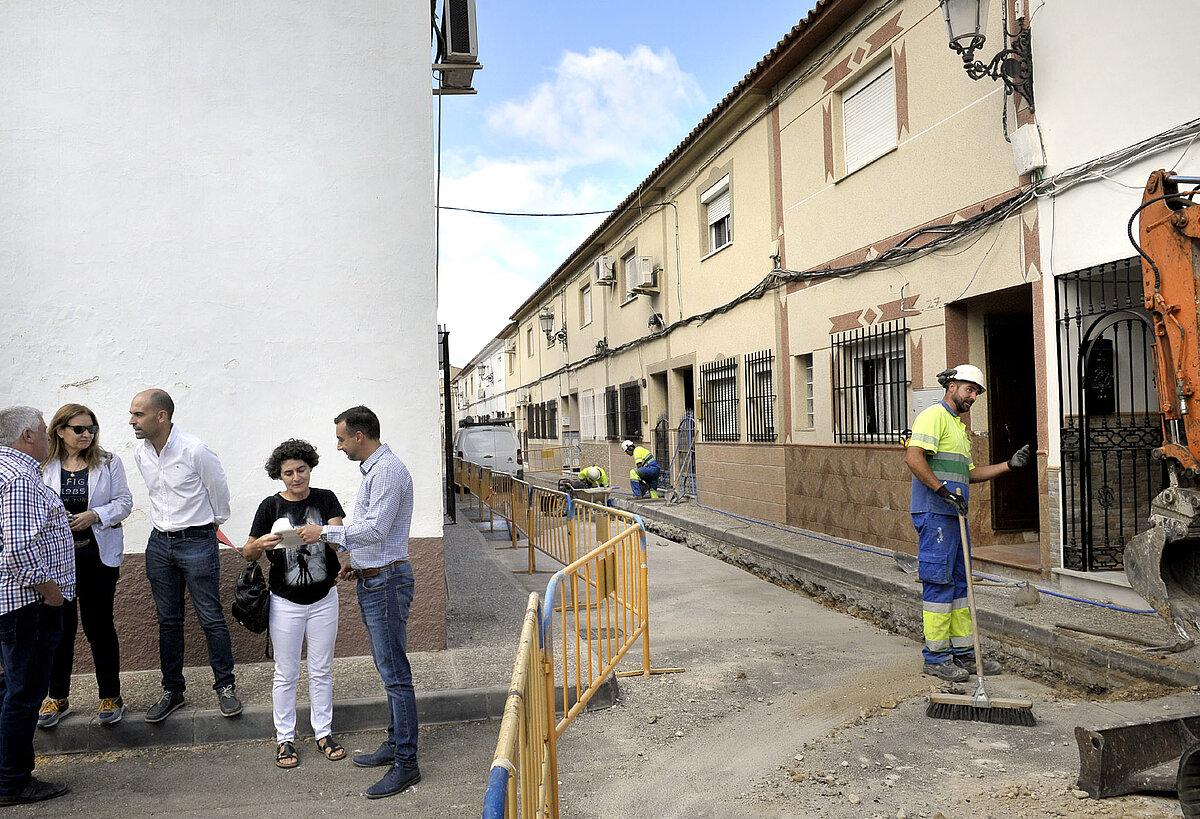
left=939, top=0, right=1033, bottom=109
left=538, top=306, right=567, bottom=347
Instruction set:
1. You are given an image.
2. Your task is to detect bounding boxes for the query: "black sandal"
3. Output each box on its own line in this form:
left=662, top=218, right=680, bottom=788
left=276, top=740, right=299, bottom=768
left=316, top=735, right=346, bottom=761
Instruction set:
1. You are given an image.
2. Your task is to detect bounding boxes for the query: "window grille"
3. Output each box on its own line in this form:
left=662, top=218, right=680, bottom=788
left=744, top=350, right=776, bottom=442
left=620, top=381, right=641, bottom=440
left=605, top=386, right=620, bottom=440
left=525, top=405, right=534, bottom=438
left=700, top=357, right=739, bottom=442
left=546, top=400, right=558, bottom=441
left=831, top=319, right=909, bottom=443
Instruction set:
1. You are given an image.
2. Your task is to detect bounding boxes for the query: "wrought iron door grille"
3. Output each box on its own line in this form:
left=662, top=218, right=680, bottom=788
left=604, top=386, right=620, bottom=440
left=620, top=381, right=641, bottom=440
left=745, top=349, right=777, bottom=442
left=831, top=319, right=909, bottom=443
left=1055, top=257, right=1164, bottom=571
left=700, top=357, right=740, bottom=442
left=546, top=400, right=558, bottom=441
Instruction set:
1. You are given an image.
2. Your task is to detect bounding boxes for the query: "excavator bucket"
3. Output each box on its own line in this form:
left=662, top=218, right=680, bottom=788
left=1124, top=524, right=1200, bottom=641
left=1076, top=717, right=1200, bottom=800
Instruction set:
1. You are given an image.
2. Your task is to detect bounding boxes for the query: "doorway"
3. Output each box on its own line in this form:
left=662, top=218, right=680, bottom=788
left=985, top=316, right=1040, bottom=531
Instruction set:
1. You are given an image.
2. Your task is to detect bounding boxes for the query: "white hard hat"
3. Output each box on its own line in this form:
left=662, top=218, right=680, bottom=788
left=621, top=439, right=634, bottom=452
left=582, top=466, right=601, bottom=481
left=939, top=364, right=986, bottom=393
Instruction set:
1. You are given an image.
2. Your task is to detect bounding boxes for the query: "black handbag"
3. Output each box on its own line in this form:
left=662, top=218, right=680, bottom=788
left=231, top=560, right=270, bottom=634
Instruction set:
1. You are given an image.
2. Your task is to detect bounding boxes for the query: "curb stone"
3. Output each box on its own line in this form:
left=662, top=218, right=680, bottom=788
left=35, top=675, right=619, bottom=755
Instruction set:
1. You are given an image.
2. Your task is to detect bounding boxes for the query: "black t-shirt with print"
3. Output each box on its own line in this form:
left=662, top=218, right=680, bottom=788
left=60, top=467, right=94, bottom=546
left=249, top=488, right=346, bottom=606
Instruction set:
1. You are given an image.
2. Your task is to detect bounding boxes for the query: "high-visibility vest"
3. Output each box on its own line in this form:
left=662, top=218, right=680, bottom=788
left=631, top=446, right=655, bottom=467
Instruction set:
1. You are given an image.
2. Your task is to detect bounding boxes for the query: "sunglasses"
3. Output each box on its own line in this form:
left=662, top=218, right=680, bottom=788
left=66, top=425, right=98, bottom=435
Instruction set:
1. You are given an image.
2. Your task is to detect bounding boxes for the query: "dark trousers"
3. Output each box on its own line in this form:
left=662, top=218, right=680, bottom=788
left=145, top=529, right=235, bottom=693
left=0, top=602, right=63, bottom=793
left=357, top=562, right=418, bottom=768
left=48, top=541, right=121, bottom=701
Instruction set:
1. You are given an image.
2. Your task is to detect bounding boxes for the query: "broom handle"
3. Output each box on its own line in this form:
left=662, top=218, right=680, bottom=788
left=956, top=492, right=987, bottom=690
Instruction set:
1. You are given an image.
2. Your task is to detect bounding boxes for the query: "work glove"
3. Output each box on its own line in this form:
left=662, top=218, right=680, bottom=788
left=936, top=485, right=968, bottom=518
left=1007, top=444, right=1032, bottom=470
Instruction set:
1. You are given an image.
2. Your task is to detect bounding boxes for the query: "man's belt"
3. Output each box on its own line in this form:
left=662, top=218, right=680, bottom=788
left=155, top=523, right=216, bottom=539
left=354, top=558, right=409, bottom=580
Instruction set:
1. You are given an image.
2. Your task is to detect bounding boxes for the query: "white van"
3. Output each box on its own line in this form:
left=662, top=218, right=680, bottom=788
left=455, top=422, right=523, bottom=478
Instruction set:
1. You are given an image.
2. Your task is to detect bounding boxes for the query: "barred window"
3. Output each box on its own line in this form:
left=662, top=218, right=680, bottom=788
left=831, top=319, right=909, bottom=443
left=700, top=357, right=739, bottom=442
left=620, top=381, right=641, bottom=440
left=525, top=405, right=534, bottom=438
left=745, top=350, right=776, bottom=442
left=605, top=386, right=620, bottom=440
left=546, top=400, right=558, bottom=441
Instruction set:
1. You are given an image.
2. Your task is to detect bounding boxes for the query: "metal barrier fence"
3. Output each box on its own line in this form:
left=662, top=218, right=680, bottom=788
left=458, top=457, right=678, bottom=819
left=523, top=444, right=581, bottom=476
left=483, top=593, right=557, bottom=819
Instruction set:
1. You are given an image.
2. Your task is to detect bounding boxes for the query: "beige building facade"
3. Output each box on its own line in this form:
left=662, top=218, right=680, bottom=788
left=461, top=0, right=1060, bottom=576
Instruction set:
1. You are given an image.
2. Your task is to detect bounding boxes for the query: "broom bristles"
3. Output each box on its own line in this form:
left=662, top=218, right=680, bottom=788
left=926, top=700, right=1037, bottom=726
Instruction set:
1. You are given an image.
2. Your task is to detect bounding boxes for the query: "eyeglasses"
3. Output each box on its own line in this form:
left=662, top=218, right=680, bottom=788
left=66, top=425, right=98, bottom=435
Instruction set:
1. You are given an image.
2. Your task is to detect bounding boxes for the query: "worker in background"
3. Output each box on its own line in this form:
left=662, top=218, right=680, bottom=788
left=622, top=440, right=660, bottom=499
left=904, top=364, right=1031, bottom=683
left=578, top=466, right=609, bottom=488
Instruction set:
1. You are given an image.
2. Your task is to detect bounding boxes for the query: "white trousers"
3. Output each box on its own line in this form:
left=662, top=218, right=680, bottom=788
left=269, top=587, right=339, bottom=743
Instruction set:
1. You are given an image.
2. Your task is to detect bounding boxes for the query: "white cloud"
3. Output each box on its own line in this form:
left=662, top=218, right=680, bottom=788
left=440, top=46, right=703, bottom=364
left=487, top=45, right=703, bottom=166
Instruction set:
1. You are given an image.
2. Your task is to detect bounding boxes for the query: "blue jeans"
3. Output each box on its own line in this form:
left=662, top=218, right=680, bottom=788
left=146, top=529, right=235, bottom=693
left=357, top=561, right=418, bottom=768
left=630, top=462, right=661, bottom=497
left=0, top=602, right=63, bottom=793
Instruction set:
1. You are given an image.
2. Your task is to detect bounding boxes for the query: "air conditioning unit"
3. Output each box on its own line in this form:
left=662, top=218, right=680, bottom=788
left=628, top=256, right=658, bottom=295
left=476, top=387, right=486, bottom=399
left=437, top=0, right=479, bottom=90
left=593, top=255, right=616, bottom=286
left=505, top=340, right=517, bottom=355
left=517, top=391, right=531, bottom=406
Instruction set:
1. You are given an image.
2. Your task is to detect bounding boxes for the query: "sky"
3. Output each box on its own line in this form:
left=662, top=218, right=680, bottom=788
left=437, top=1, right=818, bottom=366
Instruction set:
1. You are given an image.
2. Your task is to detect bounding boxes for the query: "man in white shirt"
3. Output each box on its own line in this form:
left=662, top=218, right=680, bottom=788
left=129, top=389, right=240, bottom=722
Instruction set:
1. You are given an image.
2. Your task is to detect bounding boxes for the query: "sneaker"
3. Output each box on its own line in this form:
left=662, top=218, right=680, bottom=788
left=365, top=764, right=421, bottom=800
left=37, top=698, right=69, bottom=729
left=217, top=684, right=242, bottom=717
left=0, top=777, right=69, bottom=806
left=923, top=661, right=970, bottom=683
left=353, top=739, right=396, bottom=768
left=144, top=690, right=186, bottom=724
left=97, top=697, right=124, bottom=725
left=953, top=655, right=1003, bottom=676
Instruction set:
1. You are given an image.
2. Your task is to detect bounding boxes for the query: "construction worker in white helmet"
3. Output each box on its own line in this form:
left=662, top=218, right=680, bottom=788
left=904, top=364, right=1031, bottom=683
left=622, top=440, right=661, bottom=499
left=577, top=465, right=609, bottom=489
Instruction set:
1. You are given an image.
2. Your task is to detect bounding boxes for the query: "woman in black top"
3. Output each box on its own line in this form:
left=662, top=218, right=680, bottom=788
left=242, top=439, right=347, bottom=768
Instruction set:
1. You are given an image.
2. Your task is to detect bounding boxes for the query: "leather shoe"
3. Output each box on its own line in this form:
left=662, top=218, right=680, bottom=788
left=365, top=764, right=421, bottom=799
left=352, top=739, right=395, bottom=768
left=0, top=777, right=69, bottom=806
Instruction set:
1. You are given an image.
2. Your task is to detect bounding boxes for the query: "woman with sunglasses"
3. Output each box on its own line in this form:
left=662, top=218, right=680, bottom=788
left=37, top=403, right=133, bottom=728
left=242, top=439, right=347, bottom=769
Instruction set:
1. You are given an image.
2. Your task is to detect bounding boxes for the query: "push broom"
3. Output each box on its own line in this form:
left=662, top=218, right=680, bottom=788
left=927, top=492, right=1036, bottom=727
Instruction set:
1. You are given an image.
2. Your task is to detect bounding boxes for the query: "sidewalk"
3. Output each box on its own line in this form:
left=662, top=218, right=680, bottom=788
left=34, top=507, right=614, bottom=754
left=613, top=497, right=1200, bottom=692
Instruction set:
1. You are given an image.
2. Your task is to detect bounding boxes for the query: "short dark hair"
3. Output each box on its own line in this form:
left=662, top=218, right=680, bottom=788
left=265, top=438, right=320, bottom=480
left=144, top=388, right=175, bottom=419
left=335, top=405, right=380, bottom=440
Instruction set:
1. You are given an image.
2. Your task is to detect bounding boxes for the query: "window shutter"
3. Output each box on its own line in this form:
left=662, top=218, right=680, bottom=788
left=706, top=188, right=731, bottom=227
left=842, top=60, right=896, bottom=174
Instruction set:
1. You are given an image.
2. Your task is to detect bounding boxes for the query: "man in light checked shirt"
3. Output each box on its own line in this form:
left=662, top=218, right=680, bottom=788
left=0, top=406, right=74, bottom=806
left=297, top=405, right=420, bottom=799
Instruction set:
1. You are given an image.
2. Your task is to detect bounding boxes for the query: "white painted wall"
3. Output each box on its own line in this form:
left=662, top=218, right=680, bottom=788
left=0, top=1, right=441, bottom=547
left=1032, top=0, right=1200, bottom=471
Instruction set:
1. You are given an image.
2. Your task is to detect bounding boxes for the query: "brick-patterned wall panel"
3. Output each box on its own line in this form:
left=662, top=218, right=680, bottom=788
left=696, top=444, right=787, bottom=523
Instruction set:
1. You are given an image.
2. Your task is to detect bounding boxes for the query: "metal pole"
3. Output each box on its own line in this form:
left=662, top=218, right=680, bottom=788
left=440, top=326, right=456, bottom=523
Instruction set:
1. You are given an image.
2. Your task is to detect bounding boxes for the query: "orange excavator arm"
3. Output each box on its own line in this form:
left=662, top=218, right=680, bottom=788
left=1138, top=169, right=1200, bottom=474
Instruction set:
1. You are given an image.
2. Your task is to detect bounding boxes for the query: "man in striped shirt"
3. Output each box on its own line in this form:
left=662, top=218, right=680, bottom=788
left=297, top=405, right=419, bottom=799
left=905, top=365, right=1030, bottom=683
left=0, top=406, right=75, bottom=806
